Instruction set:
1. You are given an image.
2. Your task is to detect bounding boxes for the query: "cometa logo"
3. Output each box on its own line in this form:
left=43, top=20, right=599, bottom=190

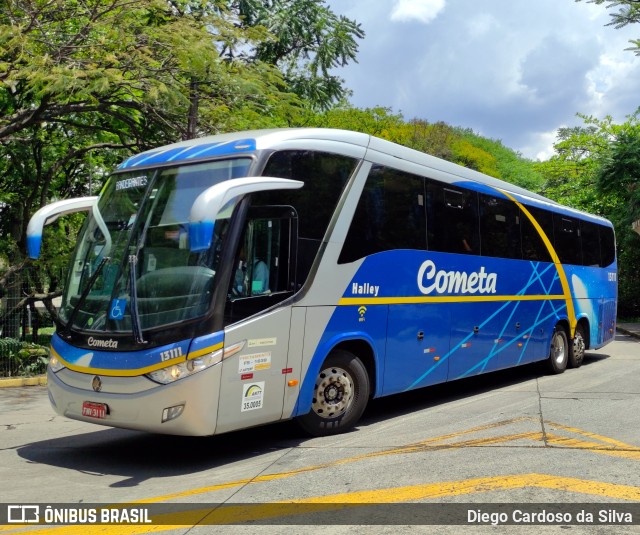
left=87, top=337, right=119, bottom=349
left=417, top=260, right=497, bottom=295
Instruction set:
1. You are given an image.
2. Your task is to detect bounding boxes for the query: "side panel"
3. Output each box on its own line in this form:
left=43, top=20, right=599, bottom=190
left=338, top=251, right=570, bottom=394
left=282, top=306, right=306, bottom=418
left=216, top=307, right=292, bottom=434
left=384, top=302, right=449, bottom=394
left=567, top=264, right=618, bottom=349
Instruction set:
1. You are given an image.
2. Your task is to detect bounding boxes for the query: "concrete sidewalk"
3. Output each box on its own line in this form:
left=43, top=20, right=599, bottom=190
left=616, top=323, right=640, bottom=340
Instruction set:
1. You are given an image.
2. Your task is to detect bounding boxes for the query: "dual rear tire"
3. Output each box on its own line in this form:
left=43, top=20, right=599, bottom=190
left=547, top=322, right=587, bottom=374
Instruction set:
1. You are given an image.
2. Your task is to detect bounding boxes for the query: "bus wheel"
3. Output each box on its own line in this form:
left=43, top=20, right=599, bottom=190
left=296, top=350, right=370, bottom=437
left=569, top=323, right=586, bottom=368
left=547, top=325, right=569, bottom=374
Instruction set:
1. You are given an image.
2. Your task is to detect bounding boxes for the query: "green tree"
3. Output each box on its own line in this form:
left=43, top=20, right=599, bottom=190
left=0, top=0, right=363, bottom=337
left=538, top=113, right=640, bottom=317
left=227, top=0, right=365, bottom=109
left=0, top=0, right=299, bottom=334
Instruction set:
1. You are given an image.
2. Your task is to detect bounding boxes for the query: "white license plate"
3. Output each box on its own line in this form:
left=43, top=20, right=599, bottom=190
left=82, top=401, right=108, bottom=419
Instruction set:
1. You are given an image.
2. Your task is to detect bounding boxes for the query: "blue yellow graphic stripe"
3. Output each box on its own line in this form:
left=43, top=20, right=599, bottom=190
left=339, top=294, right=566, bottom=306
left=499, top=189, right=577, bottom=336
left=49, top=342, right=224, bottom=377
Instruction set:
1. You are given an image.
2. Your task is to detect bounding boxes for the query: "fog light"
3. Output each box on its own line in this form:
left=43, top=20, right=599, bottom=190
left=162, top=404, right=185, bottom=423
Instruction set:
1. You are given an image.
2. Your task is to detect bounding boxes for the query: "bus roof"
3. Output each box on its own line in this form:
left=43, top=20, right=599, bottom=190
left=117, top=128, right=610, bottom=226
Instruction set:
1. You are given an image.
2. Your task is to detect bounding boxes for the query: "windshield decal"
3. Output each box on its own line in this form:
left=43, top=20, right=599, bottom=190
left=115, top=176, right=148, bottom=191
left=109, top=299, right=126, bottom=320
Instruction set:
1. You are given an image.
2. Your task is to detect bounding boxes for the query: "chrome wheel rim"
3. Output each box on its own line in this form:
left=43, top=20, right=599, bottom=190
left=552, top=331, right=566, bottom=365
left=311, top=366, right=354, bottom=419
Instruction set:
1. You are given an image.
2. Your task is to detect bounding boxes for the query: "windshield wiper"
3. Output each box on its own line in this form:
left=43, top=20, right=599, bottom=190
left=128, top=254, right=146, bottom=345
left=62, top=256, right=110, bottom=340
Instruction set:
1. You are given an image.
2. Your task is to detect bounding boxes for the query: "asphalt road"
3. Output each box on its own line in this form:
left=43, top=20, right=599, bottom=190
left=1, top=333, right=640, bottom=534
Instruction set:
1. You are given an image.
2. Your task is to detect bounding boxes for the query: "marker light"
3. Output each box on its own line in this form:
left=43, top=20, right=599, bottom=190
left=48, top=353, right=65, bottom=373
left=146, top=349, right=222, bottom=385
left=162, top=404, right=185, bottom=423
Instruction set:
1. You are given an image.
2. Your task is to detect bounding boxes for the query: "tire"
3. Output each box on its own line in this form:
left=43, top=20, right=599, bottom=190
left=547, top=325, right=569, bottom=374
left=296, top=349, right=370, bottom=437
left=568, top=322, right=586, bottom=368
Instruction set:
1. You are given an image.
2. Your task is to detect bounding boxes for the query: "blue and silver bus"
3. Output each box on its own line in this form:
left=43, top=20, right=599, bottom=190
left=27, top=128, right=617, bottom=436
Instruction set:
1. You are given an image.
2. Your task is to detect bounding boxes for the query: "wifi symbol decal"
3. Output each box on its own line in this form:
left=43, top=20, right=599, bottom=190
left=358, top=306, right=367, bottom=322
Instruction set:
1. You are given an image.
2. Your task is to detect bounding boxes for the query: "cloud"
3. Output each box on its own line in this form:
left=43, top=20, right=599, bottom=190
left=390, top=0, right=446, bottom=24
left=326, top=0, right=640, bottom=159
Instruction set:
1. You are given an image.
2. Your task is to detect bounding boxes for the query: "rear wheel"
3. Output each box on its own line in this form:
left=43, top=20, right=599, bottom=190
left=569, top=322, right=586, bottom=368
left=547, top=325, right=569, bottom=374
left=296, top=349, right=370, bottom=437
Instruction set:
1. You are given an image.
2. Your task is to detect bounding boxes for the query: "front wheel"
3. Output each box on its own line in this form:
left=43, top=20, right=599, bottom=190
left=296, top=350, right=370, bottom=437
left=547, top=325, right=569, bottom=374
left=569, top=323, right=586, bottom=368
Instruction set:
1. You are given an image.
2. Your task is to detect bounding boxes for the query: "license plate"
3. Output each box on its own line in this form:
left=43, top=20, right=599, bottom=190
left=82, top=401, right=108, bottom=419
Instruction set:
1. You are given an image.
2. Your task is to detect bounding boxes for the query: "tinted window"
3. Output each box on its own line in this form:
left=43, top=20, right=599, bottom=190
left=427, top=181, right=479, bottom=255
left=554, top=213, right=581, bottom=265
left=259, top=150, right=357, bottom=282
left=521, top=206, right=553, bottom=263
left=339, top=165, right=426, bottom=263
left=260, top=151, right=356, bottom=239
left=580, top=220, right=601, bottom=267
left=479, top=194, right=521, bottom=259
left=600, top=225, right=616, bottom=267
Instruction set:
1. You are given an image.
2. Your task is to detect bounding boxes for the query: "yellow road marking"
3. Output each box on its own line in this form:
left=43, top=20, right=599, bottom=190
left=3, top=473, right=638, bottom=535
left=3, top=418, right=638, bottom=534
left=92, top=418, right=640, bottom=505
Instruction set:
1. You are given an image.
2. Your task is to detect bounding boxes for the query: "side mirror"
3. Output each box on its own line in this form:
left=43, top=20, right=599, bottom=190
left=188, top=176, right=303, bottom=252
left=26, top=197, right=99, bottom=259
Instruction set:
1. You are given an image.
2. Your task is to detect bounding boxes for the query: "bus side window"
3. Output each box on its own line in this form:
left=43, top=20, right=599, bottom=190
left=479, top=193, right=522, bottom=259
left=427, top=181, right=479, bottom=255
left=553, top=213, right=581, bottom=265
left=521, top=205, right=553, bottom=263
left=580, top=220, right=602, bottom=267
left=599, top=225, right=616, bottom=267
left=259, top=150, right=357, bottom=283
left=225, top=206, right=298, bottom=325
left=338, top=165, right=426, bottom=263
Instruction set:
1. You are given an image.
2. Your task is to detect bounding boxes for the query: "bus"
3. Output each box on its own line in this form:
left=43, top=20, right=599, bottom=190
left=27, top=128, right=617, bottom=437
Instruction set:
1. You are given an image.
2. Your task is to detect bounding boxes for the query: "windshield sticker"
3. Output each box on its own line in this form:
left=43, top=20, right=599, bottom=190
left=241, top=382, right=264, bottom=412
left=116, top=176, right=148, bottom=191
left=109, top=299, right=127, bottom=320
left=238, top=352, right=272, bottom=374
left=247, top=337, right=277, bottom=348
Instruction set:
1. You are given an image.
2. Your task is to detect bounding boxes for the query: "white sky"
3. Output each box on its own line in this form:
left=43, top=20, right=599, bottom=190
left=326, top=0, right=640, bottom=160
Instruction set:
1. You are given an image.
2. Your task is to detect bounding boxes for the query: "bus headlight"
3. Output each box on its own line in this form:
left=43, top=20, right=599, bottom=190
left=146, top=349, right=222, bottom=384
left=48, top=354, right=65, bottom=373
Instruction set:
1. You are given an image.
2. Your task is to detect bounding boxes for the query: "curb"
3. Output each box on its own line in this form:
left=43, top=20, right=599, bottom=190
left=0, top=376, right=47, bottom=388
left=616, top=327, right=640, bottom=340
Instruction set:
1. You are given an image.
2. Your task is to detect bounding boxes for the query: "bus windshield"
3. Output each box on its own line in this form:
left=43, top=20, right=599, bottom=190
left=59, top=158, right=252, bottom=335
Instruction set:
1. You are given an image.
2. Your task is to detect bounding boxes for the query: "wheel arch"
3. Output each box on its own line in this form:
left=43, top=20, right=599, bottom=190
left=555, top=317, right=571, bottom=339
left=575, top=315, right=591, bottom=349
left=292, top=332, right=381, bottom=417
